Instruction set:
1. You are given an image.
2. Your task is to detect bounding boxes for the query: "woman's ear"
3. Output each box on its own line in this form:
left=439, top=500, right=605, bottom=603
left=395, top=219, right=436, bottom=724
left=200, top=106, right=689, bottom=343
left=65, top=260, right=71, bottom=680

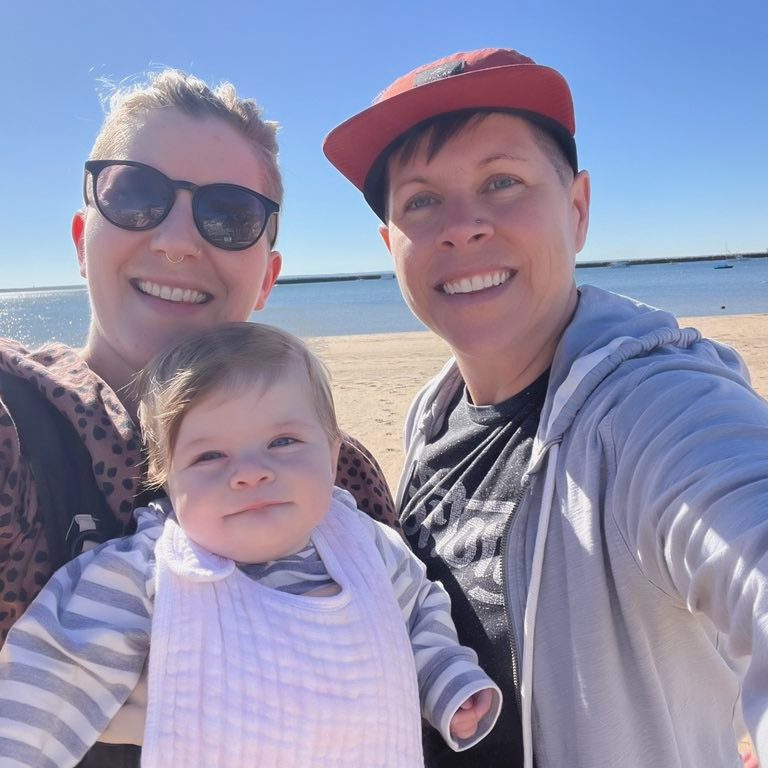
left=571, top=171, right=591, bottom=253
left=379, top=224, right=392, bottom=254
left=253, top=250, right=282, bottom=310
left=72, top=211, right=87, bottom=278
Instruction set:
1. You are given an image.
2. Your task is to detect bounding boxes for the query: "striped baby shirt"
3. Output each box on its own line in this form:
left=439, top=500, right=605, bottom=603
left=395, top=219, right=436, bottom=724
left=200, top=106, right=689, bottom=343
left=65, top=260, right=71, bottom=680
left=0, top=488, right=501, bottom=766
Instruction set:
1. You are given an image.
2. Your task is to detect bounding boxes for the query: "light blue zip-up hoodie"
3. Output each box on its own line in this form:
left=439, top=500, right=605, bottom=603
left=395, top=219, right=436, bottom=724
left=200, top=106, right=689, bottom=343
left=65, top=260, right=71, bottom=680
left=396, top=285, right=768, bottom=767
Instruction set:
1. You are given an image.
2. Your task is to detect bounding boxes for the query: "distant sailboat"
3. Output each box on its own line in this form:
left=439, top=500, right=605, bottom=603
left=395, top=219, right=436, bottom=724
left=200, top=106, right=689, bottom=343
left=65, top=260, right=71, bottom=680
left=715, top=248, right=735, bottom=269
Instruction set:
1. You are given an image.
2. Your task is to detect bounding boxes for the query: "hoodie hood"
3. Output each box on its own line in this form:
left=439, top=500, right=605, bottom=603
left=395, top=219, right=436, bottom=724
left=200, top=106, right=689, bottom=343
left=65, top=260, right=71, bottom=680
left=539, top=285, right=749, bottom=449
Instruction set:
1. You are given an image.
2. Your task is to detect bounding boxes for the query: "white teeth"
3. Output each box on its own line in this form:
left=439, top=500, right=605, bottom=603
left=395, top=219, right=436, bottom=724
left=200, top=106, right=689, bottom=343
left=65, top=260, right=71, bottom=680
left=442, top=270, right=511, bottom=295
left=136, top=280, right=208, bottom=304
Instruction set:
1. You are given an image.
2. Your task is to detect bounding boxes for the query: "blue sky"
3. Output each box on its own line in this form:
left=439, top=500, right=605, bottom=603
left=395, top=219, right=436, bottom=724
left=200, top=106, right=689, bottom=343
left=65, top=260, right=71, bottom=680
left=1, top=0, right=766, bottom=289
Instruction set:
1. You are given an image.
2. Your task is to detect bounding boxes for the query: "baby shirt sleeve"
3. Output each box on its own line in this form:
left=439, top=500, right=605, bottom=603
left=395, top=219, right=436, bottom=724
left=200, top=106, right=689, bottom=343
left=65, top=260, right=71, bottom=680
left=340, top=491, right=502, bottom=751
left=0, top=508, right=161, bottom=767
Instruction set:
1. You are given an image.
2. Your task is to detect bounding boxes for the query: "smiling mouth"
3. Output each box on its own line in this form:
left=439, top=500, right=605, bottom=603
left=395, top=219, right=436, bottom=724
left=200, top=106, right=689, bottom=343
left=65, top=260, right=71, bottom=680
left=441, top=270, right=512, bottom=295
left=133, top=279, right=211, bottom=304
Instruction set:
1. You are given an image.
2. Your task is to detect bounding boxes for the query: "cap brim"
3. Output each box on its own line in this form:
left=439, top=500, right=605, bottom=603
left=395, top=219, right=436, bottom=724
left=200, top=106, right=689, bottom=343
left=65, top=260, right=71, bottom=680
left=323, top=63, right=574, bottom=192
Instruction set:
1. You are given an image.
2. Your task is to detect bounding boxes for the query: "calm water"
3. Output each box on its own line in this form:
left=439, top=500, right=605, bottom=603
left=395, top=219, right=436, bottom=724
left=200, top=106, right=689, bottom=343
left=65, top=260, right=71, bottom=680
left=1, top=258, right=766, bottom=350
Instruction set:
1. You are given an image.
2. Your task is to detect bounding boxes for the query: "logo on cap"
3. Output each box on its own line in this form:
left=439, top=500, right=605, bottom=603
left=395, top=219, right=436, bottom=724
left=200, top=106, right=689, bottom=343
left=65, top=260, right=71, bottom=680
left=413, top=60, right=466, bottom=87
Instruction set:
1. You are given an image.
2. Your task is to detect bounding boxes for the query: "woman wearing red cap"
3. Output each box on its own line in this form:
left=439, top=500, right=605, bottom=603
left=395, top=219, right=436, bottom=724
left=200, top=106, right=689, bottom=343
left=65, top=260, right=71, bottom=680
left=326, top=47, right=768, bottom=768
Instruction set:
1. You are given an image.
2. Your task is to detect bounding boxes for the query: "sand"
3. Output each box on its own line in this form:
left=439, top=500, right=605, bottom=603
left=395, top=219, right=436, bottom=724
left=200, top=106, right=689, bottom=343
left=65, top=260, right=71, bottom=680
left=309, top=314, right=768, bottom=489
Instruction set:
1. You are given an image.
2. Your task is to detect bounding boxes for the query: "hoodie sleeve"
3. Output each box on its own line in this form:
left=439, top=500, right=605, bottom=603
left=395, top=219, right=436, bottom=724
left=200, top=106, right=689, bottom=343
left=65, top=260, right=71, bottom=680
left=607, top=362, right=768, bottom=759
left=0, top=513, right=160, bottom=767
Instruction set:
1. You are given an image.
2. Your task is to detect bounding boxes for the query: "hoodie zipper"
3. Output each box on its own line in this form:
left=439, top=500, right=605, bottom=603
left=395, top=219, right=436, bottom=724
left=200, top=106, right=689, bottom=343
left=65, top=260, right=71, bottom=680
left=500, top=473, right=531, bottom=713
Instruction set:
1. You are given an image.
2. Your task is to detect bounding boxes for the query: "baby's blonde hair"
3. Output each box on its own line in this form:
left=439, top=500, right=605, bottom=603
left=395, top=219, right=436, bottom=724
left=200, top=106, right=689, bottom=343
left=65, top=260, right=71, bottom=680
left=136, top=323, right=340, bottom=489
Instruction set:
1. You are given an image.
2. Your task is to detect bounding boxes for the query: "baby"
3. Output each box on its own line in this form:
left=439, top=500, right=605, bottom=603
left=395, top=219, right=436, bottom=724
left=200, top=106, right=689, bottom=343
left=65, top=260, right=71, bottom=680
left=0, top=322, right=500, bottom=767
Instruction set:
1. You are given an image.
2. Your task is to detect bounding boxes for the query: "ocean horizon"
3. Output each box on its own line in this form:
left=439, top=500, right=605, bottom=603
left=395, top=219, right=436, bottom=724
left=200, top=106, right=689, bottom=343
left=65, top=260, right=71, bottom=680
left=1, top=256, right=767, bottom=350
left=3, top=252, right=765, bottom=295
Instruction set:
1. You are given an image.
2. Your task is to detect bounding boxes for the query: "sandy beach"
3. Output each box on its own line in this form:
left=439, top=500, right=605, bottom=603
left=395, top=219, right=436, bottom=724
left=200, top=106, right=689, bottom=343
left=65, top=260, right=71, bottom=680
left=310, top=313, right=768, bottom=489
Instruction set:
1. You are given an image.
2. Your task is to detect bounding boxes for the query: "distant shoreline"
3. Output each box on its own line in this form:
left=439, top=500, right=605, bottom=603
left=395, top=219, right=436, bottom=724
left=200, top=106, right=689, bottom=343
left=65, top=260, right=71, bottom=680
left=2, top=252, right=766, bottom=294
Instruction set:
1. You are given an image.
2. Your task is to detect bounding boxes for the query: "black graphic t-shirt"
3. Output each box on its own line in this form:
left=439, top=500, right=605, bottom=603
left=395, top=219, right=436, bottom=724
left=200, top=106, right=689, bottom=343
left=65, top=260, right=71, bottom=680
left=401, top=370, right=549, bottom=767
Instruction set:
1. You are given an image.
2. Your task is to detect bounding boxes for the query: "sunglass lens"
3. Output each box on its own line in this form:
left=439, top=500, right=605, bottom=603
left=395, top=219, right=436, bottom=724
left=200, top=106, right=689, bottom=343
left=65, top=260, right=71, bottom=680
left=195, top=185, right=267, bottom=250
left=95, top=164, right=172, bottom=230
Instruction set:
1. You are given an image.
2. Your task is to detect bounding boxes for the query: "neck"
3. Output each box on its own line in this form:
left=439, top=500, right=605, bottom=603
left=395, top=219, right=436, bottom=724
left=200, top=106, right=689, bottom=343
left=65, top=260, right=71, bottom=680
left=456, top=288, right=578, bottom=405
left=79, top=341, right=140, bottom=422
left=456, top=345, right=554, bottom=405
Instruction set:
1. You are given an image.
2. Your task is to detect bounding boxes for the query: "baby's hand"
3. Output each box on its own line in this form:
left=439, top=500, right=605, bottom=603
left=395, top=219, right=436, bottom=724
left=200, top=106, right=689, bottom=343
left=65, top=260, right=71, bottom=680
left=449, top=688, right=494, bottom=741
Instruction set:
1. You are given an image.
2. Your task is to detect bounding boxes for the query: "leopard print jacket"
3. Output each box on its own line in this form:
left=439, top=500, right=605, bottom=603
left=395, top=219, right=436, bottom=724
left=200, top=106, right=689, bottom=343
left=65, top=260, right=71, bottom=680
left=0, top=339, right=396, bottom=642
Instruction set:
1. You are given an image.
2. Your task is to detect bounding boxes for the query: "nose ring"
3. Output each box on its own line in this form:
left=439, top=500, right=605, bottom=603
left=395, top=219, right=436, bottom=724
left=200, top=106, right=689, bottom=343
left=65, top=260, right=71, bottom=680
left=162, top=246, right=201, bottom=264
left=163, top=250, right=185, bottom=264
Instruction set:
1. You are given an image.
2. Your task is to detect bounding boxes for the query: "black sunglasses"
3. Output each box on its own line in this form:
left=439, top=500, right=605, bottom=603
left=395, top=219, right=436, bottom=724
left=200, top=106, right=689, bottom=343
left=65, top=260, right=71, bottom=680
left=83, top=160, right=280, bottom=251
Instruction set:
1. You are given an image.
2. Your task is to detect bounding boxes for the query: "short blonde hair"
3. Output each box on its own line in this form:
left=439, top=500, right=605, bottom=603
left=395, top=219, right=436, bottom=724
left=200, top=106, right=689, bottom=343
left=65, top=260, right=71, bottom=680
left=136, top=323, right=340, bottom=489
left=90, top=70, right=283, bottom=241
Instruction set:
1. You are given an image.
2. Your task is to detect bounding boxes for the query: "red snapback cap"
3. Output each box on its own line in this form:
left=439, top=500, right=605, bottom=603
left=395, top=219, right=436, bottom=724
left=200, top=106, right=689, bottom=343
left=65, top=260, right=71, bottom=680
left=323, top=48, right=576, bottom=216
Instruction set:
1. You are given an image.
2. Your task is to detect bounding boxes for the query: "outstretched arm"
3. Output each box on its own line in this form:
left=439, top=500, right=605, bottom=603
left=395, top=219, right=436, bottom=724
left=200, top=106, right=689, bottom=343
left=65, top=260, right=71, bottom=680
left=610, top=366, right=768, bottom=763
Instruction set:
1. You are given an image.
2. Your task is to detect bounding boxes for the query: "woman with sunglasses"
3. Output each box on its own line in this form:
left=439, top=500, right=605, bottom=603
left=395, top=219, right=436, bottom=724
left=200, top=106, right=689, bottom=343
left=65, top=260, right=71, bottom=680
left=0, top=69, right=395, bottom=766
